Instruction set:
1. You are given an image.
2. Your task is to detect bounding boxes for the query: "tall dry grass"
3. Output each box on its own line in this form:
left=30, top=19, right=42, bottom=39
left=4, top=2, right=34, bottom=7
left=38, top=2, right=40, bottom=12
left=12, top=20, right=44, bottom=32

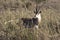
left=0, top=0, right=60, bottom=40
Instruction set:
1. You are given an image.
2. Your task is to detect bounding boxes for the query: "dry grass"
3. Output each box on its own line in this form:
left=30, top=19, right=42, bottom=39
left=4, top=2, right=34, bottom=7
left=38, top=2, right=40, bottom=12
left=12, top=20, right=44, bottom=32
left=0, top=0, right=60, bottom=40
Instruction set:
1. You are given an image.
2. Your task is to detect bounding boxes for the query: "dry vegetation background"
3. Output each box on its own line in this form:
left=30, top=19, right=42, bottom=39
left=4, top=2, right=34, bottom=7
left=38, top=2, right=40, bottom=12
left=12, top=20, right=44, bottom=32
left=0, top=0, right=60, bottom=40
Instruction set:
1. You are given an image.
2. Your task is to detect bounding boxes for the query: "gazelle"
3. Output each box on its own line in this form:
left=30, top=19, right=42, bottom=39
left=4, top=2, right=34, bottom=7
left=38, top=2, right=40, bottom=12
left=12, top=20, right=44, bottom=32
left=22, top=6, right=41, bottom=29
left=34, top=6, right=41, bottom=29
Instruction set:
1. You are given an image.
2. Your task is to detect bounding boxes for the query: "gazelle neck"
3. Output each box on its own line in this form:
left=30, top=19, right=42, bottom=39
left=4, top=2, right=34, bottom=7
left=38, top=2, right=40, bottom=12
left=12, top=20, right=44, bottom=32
left=35, top=13, right=41, bottom=22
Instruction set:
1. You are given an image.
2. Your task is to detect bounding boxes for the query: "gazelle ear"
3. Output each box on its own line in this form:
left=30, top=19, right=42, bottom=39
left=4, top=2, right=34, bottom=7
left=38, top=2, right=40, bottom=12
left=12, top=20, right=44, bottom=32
left=39, top=11, right=41, bottom=13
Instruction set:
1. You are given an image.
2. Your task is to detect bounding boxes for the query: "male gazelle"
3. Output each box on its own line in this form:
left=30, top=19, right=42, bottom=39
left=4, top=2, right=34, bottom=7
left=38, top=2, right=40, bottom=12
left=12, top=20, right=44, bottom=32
left=22, top=6, right=41, bottom=29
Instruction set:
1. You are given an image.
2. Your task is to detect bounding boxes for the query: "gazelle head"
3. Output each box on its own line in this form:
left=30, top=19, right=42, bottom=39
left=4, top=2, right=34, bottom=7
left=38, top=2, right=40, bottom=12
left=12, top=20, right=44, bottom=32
left=34, top=6, right=41, bottom=24
left=34, top=6, right=41, bottom=15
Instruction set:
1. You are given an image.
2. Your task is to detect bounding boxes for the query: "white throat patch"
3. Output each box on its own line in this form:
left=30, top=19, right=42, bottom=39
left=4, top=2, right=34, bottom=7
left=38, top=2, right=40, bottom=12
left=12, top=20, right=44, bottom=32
left=36, top=13, right=41, bottom=22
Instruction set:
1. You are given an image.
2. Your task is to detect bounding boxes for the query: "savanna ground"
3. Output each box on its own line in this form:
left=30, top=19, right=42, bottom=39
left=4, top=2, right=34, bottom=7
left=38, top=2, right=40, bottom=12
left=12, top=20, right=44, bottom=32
left=0, top=0, right=60, bottom=40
